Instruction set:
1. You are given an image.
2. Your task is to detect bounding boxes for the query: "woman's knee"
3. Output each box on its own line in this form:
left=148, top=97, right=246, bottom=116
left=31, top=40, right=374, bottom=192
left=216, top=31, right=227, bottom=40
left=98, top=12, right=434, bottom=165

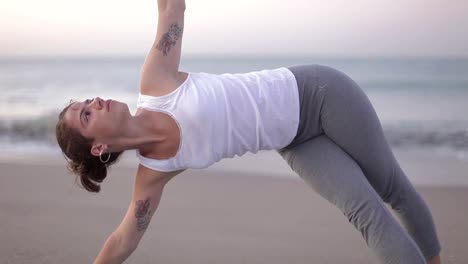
left=277, top=135, right=385, bottom=211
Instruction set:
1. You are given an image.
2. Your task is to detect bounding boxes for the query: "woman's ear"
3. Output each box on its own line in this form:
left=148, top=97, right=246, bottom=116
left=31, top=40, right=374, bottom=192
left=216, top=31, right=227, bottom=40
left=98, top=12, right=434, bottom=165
left=90, top=144, right=108, bottom=157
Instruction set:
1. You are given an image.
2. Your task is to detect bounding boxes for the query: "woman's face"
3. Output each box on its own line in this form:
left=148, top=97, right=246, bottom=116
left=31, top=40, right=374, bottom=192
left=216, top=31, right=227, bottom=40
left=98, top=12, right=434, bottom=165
left=63, top=97, right=131, bottom=143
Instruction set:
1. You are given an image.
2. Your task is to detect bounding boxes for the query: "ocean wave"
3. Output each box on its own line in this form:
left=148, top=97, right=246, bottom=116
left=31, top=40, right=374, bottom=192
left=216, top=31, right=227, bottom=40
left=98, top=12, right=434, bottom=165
left=1, top=115, right=468, bottom=152
left=0, top=112, right=59, bottom=144
left=383, top=121, right=468, bottom=150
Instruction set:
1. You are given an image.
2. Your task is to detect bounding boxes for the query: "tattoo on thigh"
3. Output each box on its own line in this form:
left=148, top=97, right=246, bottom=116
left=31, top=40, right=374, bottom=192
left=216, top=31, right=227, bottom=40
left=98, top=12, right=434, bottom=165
left=156, top=22, right=183, bottom=56
left=134, top=198, right=151, bottom=231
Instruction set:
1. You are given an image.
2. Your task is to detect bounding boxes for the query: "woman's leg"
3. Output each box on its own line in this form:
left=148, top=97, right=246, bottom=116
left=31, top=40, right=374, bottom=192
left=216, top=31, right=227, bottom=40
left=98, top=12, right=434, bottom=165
left=278, top=134, right=426, bottom=263
left=310, top=65, right=441, bottom=260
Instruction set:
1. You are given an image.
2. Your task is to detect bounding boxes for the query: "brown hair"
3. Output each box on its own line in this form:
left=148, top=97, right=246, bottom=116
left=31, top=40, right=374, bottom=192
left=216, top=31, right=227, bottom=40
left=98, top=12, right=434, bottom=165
left=55, top=102, right=123, bottom=193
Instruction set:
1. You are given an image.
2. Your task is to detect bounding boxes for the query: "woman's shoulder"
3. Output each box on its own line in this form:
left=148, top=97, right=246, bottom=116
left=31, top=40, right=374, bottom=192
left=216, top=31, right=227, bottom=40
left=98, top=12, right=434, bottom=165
left=140, top=71, right=189, bottom=98
left=136, top=163, right=186, bottom=185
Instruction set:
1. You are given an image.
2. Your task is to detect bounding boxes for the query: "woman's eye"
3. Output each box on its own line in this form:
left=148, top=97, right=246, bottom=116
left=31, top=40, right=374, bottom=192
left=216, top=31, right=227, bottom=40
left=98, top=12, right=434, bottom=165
left=85, top=111, right=90, bottom=121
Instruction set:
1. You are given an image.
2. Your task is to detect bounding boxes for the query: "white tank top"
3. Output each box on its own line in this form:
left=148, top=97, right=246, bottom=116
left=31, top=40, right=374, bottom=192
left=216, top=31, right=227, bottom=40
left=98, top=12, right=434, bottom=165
left=136, top=67, right=300, bottom=172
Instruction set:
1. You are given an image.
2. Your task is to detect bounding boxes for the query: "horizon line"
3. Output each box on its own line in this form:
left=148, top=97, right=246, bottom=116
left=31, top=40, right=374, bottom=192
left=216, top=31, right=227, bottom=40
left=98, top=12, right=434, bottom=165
left=1, top=53, right=468, bottom=61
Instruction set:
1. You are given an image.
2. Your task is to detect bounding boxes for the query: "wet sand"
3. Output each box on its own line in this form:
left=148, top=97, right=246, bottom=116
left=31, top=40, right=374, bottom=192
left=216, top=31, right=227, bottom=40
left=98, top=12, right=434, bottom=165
left=1, top=153, right=467, bottom=264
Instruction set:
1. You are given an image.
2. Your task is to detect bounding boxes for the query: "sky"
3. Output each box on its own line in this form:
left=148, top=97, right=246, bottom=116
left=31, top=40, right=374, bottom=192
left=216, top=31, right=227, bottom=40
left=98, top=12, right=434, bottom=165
left=1, top=0, right=467, bottom=57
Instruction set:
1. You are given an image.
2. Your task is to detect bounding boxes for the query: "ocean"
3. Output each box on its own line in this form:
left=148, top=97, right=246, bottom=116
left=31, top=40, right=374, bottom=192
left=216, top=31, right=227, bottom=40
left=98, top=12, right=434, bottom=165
left=1, top=55, right=468, bottom=161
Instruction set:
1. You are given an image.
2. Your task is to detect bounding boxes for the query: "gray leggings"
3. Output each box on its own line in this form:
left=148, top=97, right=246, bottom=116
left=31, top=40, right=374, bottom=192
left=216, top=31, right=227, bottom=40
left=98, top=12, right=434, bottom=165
left=277, top=64, right=441, bottom=263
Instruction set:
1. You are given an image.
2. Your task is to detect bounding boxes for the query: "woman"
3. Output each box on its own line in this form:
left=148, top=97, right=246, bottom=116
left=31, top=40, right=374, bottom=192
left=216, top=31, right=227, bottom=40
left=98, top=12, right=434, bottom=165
left=55, top=1, right=442, bottom=263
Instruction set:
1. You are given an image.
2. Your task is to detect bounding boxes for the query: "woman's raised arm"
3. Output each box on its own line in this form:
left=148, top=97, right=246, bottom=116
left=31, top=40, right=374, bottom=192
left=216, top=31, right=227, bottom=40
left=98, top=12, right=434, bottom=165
left=140, top=0, right=186, bottom=92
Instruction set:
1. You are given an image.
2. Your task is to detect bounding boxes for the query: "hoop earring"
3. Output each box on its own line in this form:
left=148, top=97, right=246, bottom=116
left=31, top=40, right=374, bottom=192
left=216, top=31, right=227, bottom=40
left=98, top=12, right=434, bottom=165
left=99, top=149, right=111, bottom=164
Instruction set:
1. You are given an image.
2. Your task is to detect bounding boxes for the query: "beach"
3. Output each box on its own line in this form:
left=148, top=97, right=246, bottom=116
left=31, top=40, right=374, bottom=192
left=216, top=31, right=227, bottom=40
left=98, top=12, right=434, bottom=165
left=2, top=11, right=468, bottom=263
left=1, top=149, right=467, bottom=264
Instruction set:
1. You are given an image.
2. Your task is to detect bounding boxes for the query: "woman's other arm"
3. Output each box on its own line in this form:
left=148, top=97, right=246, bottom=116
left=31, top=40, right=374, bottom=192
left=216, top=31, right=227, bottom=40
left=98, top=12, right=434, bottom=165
left=93, top=165, right=184, bottom=264
left=93, top=233, right=133, bottom=264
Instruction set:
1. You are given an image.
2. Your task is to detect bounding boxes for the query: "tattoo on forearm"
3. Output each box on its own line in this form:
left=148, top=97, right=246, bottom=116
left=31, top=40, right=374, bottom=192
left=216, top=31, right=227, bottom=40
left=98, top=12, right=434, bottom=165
left=134, top=198, right=151, bottom=232
left=156, top=22, right=183, bottom=56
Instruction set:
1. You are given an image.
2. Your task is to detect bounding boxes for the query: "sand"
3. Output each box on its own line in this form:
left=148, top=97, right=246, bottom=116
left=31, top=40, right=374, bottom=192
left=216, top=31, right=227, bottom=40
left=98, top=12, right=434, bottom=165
left=0, top=152, right=467, bottom=264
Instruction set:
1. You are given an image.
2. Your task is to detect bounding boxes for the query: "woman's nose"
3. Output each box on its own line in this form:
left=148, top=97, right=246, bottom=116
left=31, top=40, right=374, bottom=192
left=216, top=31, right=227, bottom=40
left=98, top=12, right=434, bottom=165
left=91, top=97, right=103, bottom=109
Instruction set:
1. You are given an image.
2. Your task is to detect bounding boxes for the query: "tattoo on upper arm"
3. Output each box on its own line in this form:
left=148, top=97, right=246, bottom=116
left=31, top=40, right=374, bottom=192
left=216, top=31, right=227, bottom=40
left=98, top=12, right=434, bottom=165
left=134, top=198, right=151, bottom=232
left=156, top=22, right=183, bottom=56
